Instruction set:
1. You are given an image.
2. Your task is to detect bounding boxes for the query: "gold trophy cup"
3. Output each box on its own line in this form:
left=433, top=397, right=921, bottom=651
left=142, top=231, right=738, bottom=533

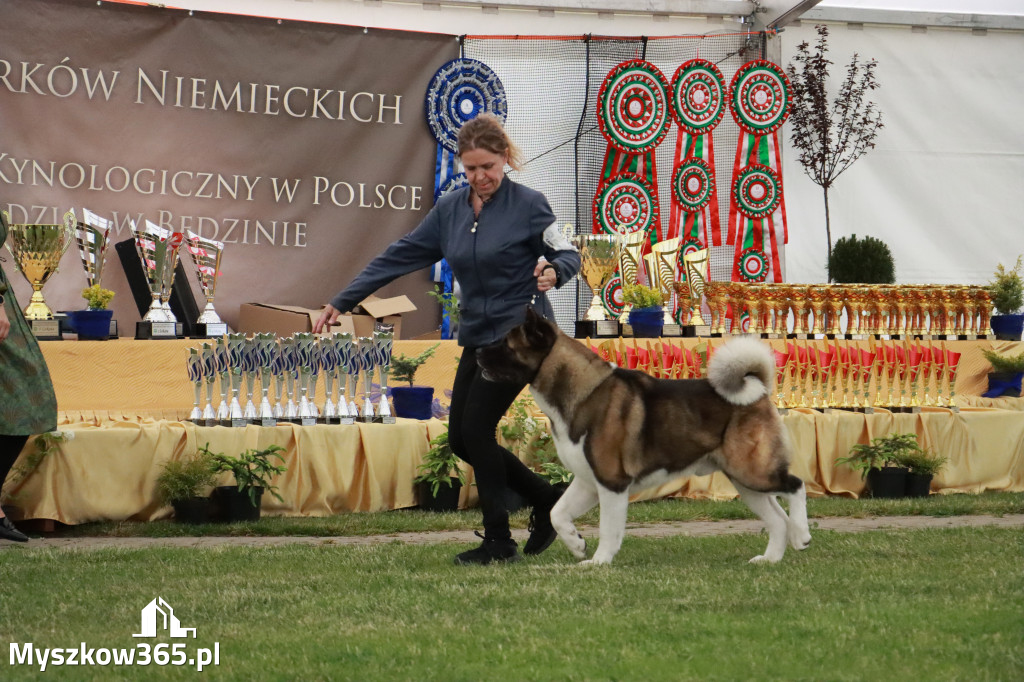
left=572, top=233, right=622, bottom=338
left=682, top=248, right=711, bottom=333
left=3, top=209, right=76, bottom=338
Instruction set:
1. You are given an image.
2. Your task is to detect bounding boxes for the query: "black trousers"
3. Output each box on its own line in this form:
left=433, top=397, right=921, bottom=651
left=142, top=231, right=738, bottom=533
left=447, top=347, right=555, bottom=541
left=0, top=435, right=30, bottom=507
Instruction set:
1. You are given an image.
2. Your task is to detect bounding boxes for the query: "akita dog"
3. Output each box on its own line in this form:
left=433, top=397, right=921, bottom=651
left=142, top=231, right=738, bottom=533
left=477, top=309, right=812, bottom=565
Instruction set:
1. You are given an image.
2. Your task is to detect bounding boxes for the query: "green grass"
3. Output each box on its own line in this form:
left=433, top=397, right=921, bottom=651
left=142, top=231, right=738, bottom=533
left=47, top=492, right=1024, bottom=539
left=1, top=527, right=1022, bottom=681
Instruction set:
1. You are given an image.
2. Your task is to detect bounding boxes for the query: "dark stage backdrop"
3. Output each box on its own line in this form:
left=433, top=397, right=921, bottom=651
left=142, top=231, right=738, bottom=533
left=0, top=0, right=458, bottom=336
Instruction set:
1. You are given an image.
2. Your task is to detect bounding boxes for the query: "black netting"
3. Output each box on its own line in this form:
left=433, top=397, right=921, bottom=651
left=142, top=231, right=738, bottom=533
left=463, top=32, right=766, bottom=334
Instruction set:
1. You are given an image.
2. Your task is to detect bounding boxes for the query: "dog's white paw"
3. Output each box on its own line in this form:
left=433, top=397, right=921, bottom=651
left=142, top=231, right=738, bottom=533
left=559, top=532, right=587, bottom=559
left=578, top=557, right=612, bottom=567
left=748, top=553, right=783, bottom=564
left=789, top=527, right=812, bottom=550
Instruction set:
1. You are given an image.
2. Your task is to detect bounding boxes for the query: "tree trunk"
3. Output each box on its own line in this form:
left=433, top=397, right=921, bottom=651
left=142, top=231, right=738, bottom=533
left=823, top=185, right=833, bottom=282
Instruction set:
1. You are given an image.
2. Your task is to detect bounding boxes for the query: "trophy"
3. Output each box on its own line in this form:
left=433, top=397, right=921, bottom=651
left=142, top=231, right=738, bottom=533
left=571, top=234, right=621, bottom=338
left=226, top=333, right=248, bottom=425
left=186, top=348, right=204, bottom=421
left=254, top=333, right=278, bottom=427
left=242, top=336, right=259, bottom=421
left=344, top=335, right=361, bottom=421
left=358, top=337, right=378, bottom=422
left=75, top=208, right=116, bottom=339
left=200, top=342, right=218, bottom=424
left=294, top=333, right=318, bottom=426
left=281, top=336, right=299, bottom=421
left=272, top=341, right=287, bottom=419
left=2, top=208, right=76, bottom=338
left=185, top=230, right=227, bottom=337
left=373, top=326, right=396, bottom=424
left=131, top=219, right=180, bottom=339
left=214, top=337, right=232, bottom=423
left=617, top=231, right=647, bottom=324
left=682, top=248, right=711, bottom=335
left=319, top=336, right=339, bottom=424
left=647, top=237, right=681, bottom=334
left=336, top=333, right=357, bottom=424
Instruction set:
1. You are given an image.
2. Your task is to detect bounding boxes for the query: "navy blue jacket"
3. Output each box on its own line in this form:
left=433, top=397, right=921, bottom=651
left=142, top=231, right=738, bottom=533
left=329, top=177, right=581, bottom=347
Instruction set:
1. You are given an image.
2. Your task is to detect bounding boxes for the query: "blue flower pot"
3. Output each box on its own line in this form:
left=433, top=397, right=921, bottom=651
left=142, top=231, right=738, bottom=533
left=390, top=386, right=434, bottom=419
left=990, top=314, right=1024, bottom=341
left=628, top=306, right=664, bottom=338
left=66, top=309, right=114, bottom=340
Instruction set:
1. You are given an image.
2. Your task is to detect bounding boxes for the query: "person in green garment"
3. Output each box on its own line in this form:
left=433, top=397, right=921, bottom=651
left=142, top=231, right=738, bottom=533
left=0, top=209, right=58, bottom=542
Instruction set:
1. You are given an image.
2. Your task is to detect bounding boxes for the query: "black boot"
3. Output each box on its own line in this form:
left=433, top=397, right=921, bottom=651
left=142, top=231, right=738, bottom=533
left=524, top=486, right=564, bottom=556
left=454, top=532, right=522, bottom=565
left=0, top=516, right=29, bottom=543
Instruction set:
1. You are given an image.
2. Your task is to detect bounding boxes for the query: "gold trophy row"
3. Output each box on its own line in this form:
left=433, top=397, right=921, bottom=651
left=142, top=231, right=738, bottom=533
left=703, top=282, right=994, bottom=339
left=2, top=209, right=226, bottom=339
left=572, top=230, right=708, bottom=337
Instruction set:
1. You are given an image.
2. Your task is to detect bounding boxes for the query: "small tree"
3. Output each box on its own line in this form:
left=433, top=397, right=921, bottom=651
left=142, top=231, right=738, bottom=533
left=787, top=24, right=884, bottom=281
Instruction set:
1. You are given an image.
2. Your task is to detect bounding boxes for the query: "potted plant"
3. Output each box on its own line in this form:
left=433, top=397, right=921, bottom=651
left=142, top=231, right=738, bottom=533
left=413, top=427, right=466, bottom=512
left=987, top=256, right=1023, bottom=340
left=981, top=348, right=1024, bottom=398
left=827, top=234, right=896, bottom=284
left=897, top=447, right=947, bottom=498
left=388, top=342, right=439, bottom=419
left=67, top=284, right=115, bottom=340
left=623, top=283, right=665, bottom=338
left=207, top=443, right=287, bottom=522
left=836, top=432, right=920, bottom=499
left=155, top=448, right=217, bottom=524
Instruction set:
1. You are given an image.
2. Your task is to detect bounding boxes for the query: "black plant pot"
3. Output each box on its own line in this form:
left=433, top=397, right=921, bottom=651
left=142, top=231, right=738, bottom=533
left=905, top=472, right=933, bottom=498
left=417, top=480, right=461, bottom=512
left=212, top=485, right=263, bottom=522
left=990, top=313, right=1024, bottom=341
left=171, top=496, right=211, bottom=524
left=867, top=467, right=908, bottom=499
left=983, top=371, right=1023, bottom=398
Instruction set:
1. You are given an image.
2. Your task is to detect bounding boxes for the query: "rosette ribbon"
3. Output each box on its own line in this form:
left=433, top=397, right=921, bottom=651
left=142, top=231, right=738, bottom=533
left=726, top=60, right=791, bottom=284
left=424, top=56, right=506, bottom=339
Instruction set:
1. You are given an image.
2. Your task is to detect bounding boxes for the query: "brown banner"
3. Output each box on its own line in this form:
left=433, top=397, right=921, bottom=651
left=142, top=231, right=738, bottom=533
left=0, top=0, right=458, bottom=336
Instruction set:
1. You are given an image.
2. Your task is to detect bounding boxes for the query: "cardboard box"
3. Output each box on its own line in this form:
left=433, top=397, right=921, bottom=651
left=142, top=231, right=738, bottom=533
left=237, top=295, right=416, bottom=338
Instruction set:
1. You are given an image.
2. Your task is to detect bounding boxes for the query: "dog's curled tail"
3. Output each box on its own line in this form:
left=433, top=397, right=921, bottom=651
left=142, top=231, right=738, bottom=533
left=707, top=337, right=774, bottom=406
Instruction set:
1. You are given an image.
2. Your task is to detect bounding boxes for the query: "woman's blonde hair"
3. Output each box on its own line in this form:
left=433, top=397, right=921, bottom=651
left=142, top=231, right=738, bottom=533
left=457, top=113, right=523, bottom=171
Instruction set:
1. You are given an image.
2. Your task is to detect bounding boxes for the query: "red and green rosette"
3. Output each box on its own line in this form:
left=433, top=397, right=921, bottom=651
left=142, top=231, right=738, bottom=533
left=727, top=60, right=791, bottom=283
left=593, top=172, right=660, bottom=238
left=601, top=274, right=625, bottom=319
left=667, top=59, right=725, bottom=248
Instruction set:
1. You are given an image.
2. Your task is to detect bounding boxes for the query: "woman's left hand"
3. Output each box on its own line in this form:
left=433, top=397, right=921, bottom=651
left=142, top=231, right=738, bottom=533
left=534, top=260, right=557, bottom=293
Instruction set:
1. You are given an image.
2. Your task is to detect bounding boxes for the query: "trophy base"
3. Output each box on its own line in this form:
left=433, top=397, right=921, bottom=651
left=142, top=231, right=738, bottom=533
left=788, top=333, right=812, bottom=340
left=681, top=325, right=711, bottom=338
left=759, top=333, right=783, bottom=340
left=230, top=417, right=249, bottom=428
left=192, top=322, right=228, bottom=339
left=575, top=320, right=620, bottom=339
left=662, top=323, right=682, bottom=337
left=777, top=407, right=789, bottom=416
left=260, top=417, right=278, bottom=427
left=380, top=415, right=396, bottom=425
left=136, top=321, right=178, bottom=340
left=29, top=318, right=63, bottom=340
left=300, top=416, right=317, bottom=426
left=340, top=416, right=356, bottom=425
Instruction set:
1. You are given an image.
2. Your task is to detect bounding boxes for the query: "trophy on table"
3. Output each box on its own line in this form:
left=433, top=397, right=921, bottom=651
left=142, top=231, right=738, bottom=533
left=184, top=230, right=227, bottom=338
left=320, top=336, right=340, bottom=424
left=571, top=233, right=622, bottom=338
left=280, top=336, right=299, bottom=421
left=187, top=348, right=204, bottom=422
left=681, top=248, right=711, bottom=336
left=226, top=332, right=248, bottom=426
left=242, top=336, right=259, bottom=421
left=294, top=333, right=318, bottom=426
left=272, top=341, right=287, bottom=419
left=336, top=333, right=357, bottom=425
left=214, top=337, right=232, bottom=423
left=344, top=335, right=361, bottom=421
left=373, top=326, right=396, bottom=423
left=255, top=333, right=278, bottom=427
left=645, top=237, right=681, bottom=335
left=358, top=336, right=378, bottom=422
left=130, top=219, right=181, bottom=339
left=75, top=208, right=116, bottom=338
left=617, top=231, right=647, bottom=324
left=2, top=208, right=76, bottom=339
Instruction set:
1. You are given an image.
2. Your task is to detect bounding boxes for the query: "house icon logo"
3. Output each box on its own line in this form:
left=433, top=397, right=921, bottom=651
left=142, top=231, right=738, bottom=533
left=133, top=597, right=197, bottom=638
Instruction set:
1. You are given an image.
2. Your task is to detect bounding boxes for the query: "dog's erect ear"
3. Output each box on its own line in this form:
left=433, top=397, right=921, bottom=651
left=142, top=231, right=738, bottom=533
left=523, top=306, right=556, bottom=348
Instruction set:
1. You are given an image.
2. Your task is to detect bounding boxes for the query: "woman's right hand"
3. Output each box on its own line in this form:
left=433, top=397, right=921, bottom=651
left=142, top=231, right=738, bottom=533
left=0, top=304, right=10, bottom=342
left=313, top=303, right=341, bottom=334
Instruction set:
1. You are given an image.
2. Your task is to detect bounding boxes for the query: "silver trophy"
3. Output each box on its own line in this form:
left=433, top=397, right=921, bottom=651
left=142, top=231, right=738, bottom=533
left=281, top=336, right=299, bottom=421
left=272, top=341, right=287, bottom=419
left=186, top=347, right=203, bottom=422
left=76, top=208, right=111, bottom=289
left=373, top=326, right=396, bottom=424
left=215, top=337, right=232, bottom=423
left=320, top=336, right=339, bottom=423
left=226, top=333, right=247, bottom=425
left=242, top=335, right=259, bottom=421
left=336, top=333, right=357, bottom=424
left=255, top=333, right=278, bottom=426
left=343, top=335, right=360, bottom=422
left=201, top=342, right=218, bottom=424
left=358, top=336, right=376, bottom=422
left=294, top=332, right=318, bottom=426
left=131, top=219, right=180, bottom=328
left=184, top=230, right=226, bottom=336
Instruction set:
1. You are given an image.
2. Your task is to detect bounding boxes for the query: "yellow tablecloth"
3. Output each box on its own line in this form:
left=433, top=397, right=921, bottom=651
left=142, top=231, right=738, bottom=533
left=6, top=406, right=1022, bottom=525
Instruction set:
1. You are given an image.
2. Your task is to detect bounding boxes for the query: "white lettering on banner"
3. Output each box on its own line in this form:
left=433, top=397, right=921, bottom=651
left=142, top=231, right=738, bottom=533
left=0, top=57, right=120, bottom=101
left=312, top=176, right=422, bottom=211
left=135, top=68, right=402, bottom=123
left=157, top=210, right=308, bottom=247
